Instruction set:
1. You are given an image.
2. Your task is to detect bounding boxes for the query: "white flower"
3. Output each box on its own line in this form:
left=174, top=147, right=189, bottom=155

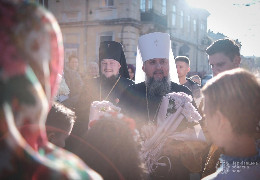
left=165, top=92, right=201, bottom=122
left=89, top=101, right=121, bottom=123
left=182, top=102, right=201, bottom=122
left=91, top=101, right=121, bottom=113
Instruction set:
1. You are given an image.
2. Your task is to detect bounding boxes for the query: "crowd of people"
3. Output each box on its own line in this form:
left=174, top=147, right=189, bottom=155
left=1, top=1, right=260, bottom=180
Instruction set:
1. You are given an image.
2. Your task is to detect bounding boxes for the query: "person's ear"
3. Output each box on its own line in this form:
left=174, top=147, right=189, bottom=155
left=47, top=132, right=56, bottom=143
left=117, top=63, right=121, bottom=72
left=216, top=110, right=230, bottom=131
left=187, top=66, right=190, bottom=73
left=233, top=56, right=241, bottom=67
left=210, top=110, right=221, bottom=132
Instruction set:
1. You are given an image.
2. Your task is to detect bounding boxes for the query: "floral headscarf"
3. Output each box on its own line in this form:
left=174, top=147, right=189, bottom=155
left=0, top=1, right=101, bottom=179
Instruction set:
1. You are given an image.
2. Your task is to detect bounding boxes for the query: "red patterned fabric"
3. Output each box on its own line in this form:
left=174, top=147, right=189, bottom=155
left=0, top=1, right=102, bottom=179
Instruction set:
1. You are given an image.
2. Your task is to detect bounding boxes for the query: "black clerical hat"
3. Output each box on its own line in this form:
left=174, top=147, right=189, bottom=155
left=99, top=41, right=129, bottom=79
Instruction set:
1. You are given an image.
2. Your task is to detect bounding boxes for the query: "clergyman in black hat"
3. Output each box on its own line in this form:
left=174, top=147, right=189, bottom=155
left=65, top=41, right=133, bottom=152
left=98, top=41, right=133, bottom=103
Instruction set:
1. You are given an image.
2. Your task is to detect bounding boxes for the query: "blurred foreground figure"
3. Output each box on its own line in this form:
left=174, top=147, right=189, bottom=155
left=0, top=1, right=101, bottom=179
left=77, top=104, right=144, bottom=180
left=46, top=102, right=75, bottom=148
left=202, top=69, right=260, bottom=180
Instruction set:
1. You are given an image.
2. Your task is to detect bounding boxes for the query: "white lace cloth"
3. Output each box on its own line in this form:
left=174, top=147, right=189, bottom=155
left=89, top=101, right=121, bottom=125
left=141, top=92, right=206, bottom=173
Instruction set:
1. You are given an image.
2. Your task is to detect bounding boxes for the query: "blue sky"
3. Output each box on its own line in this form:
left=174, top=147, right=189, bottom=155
left=186, top=0, right=260, bottom=57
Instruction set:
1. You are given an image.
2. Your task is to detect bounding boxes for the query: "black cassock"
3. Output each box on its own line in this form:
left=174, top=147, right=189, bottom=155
left=65, top=76, right=134, bottom=153
left=119, top=82, right=200, bottom=180
left=119, top=81, right=192, bottom=129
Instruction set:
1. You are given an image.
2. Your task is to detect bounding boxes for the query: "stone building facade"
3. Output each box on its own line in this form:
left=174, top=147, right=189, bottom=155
left=36, top=0, right=211, bottom=75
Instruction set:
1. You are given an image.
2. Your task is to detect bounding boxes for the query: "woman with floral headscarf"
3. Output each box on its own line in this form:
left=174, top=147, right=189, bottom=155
left=0, top=1, right=101, bottom=179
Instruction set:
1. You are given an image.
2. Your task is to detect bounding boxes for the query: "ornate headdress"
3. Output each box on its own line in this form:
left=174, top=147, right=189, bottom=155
left=135, top=32, right=179, bottom=84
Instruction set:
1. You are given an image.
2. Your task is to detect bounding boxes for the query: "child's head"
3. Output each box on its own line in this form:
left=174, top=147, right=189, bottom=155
left=202, top=68, right=260, bottom=146
left=46, top=102, right=76, bottom=148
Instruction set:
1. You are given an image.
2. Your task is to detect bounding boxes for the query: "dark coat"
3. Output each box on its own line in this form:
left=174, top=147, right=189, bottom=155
left=119, top=82, right=192, bottom=129
left=183, top=78, right=201, bottom=99
left=65, top=76, right=134, bottom=152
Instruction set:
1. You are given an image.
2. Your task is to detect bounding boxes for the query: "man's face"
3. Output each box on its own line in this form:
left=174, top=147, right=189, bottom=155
left=101, top=59, right=121, bottom=78
left=142, top=58, right=169, bottom=81
left=69, top=57, right=79, bottom=71
left=209, top=53, right=239, bottom=77
left=176, top=61, right=190, bottom=79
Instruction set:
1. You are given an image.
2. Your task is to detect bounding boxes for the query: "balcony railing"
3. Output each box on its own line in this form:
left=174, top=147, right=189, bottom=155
left=141, top=9, right=167, bottom=27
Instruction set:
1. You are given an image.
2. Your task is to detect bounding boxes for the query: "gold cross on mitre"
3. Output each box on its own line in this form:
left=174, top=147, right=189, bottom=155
left=154, top=39, right=158, bottom=46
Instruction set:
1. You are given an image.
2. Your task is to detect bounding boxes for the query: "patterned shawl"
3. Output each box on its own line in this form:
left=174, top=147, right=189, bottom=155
left=0, top=1, right=101, bottom=179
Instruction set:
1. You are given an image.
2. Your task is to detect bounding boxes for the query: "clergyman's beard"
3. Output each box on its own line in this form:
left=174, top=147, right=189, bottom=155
left=145, top=76, right=170, bottom=97
left=101, top=74, right=119, bottom=82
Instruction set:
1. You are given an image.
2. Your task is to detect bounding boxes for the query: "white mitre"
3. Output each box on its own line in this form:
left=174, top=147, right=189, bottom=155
left=138, top=32, right=170, bottom=62
left=135, top=32, right=179, bottom=84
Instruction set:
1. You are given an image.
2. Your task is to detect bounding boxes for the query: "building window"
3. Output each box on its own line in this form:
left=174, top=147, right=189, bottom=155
left=180, top=11, right=184, bottom=29
left=101, top=0, right=114, bottom=7
left=37, top=0, right=48, bottom=8
left=172, top=5, right=176, bottom=26
left=140, top=0, right=146, bottom=12
left=148, top=0, right=152, bottom=10
left=179, top=44, right=190, bottom=56
left=187, top=15, right=190, bottom=32
left=97, top=32, right=114, bottom=56
left=193, top=19, right=197, bottom=32
left=162, top=0, right=166, bottom=15
left=100, top=35, right=112, bottom=42
left=201, top=23, right=205, bottom=31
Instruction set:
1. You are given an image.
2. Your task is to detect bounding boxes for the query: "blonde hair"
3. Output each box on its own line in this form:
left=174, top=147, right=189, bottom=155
left=202, top=68, right=260, bottom=135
